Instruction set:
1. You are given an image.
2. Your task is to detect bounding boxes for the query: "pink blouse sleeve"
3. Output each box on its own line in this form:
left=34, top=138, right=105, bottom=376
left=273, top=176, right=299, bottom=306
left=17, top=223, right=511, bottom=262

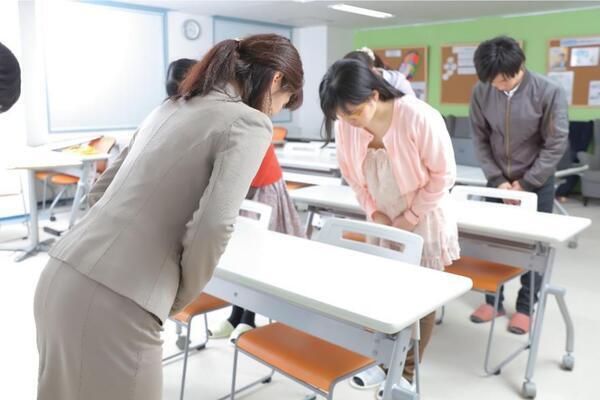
left=405, top=111, right=456, bottom=225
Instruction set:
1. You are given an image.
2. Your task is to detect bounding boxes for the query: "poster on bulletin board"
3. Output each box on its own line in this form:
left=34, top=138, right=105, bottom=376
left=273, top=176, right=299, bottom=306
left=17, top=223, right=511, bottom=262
left=440, top=43, right=479, bottom=104
left=548, top=36, right=600, bottom=107
left=373, top=46, right=428, bottom=101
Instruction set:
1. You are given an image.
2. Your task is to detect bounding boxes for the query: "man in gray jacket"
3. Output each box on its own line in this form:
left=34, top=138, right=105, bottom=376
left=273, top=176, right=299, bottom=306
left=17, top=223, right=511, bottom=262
left=469, top=36, right=568, bottom=334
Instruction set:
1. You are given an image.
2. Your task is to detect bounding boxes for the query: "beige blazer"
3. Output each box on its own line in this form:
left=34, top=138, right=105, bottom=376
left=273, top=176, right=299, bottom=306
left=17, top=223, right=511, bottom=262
left=49, top=86, right=272, bottom=322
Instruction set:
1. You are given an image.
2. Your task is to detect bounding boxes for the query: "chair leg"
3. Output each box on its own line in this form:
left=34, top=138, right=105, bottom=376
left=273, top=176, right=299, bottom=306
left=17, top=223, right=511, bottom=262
left=41, top=178, right=48, bottom=211
left=197, top=313, right=209, bottom=350
left=483, top=291, right=502, bottom=375
left=179, top=319, right=193, bottom=400
left=47, top=186, right=67, bottom=221
left=414, top=338, right=421, bottom=394
left=230, top=346, right=240, bottom=400
left=435, top=306, right=445, bottom=325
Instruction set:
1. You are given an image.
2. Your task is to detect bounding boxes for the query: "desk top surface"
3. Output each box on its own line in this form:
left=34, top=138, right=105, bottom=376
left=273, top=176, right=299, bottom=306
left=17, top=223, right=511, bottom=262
left=210, top=219, right=472, bottom=335
left=290, top=185, right=591, bottom=245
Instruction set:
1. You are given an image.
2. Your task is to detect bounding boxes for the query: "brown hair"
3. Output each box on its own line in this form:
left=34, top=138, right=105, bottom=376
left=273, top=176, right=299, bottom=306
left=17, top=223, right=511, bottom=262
left=344, top=50, right=389, bottom=70
left=175, top=34, right=303, bottom=113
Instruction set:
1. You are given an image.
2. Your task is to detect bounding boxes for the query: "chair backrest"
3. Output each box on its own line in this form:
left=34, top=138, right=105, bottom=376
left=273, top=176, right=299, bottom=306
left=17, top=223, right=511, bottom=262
left=592, top=119, right=600, bottom=169
left=443, top=114, right=456, bottom=137
left=451, top=137, right=479, bottom=167
left=451, top=185, right=537, bottom=212
left=90, top=136, right=117, bottom=173
left=316, top=217, right=424, bottom=265
left=556, top=140, right=572, bottom=171
left=282, top=141, right=322, bottom=156
left=453, top=116, right=472, bottom=138
left=238, top=199, right=272, bottom=229
left=272, top=126, right=287, bottom=143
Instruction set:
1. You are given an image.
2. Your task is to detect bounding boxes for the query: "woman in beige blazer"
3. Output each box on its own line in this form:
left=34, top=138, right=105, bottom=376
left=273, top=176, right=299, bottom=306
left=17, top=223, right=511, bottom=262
left=34, top=34, right=303, bottom=400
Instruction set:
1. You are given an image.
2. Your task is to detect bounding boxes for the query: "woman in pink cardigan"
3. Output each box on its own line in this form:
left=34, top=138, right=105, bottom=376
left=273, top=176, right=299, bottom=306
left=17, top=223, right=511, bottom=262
left=319, top=59, right=460, bottom=398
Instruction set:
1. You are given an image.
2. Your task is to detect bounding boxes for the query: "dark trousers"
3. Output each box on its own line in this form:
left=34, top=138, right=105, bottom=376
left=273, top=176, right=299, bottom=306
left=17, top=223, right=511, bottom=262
left=485, top=176, right=555, bottom=315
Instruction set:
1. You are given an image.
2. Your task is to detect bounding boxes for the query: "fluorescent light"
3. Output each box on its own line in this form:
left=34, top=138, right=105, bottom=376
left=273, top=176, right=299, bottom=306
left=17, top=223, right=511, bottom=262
left=328, top=3, right=394, bottom=19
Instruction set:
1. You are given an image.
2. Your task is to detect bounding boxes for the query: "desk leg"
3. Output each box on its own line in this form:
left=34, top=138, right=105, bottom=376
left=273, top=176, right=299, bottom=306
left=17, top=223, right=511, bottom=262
left=382, top=328, right=417, bottom=400
left=547, top=285, right=575, bottom=371
left=522, top=247, right=556, bottom=398
left=553, top=200, right=578, bottom=248
left=5, top=170, right=54, bottom=262
left=68, top=161, right=93, bottom=228
left=304, top=209, right=315, bottom=238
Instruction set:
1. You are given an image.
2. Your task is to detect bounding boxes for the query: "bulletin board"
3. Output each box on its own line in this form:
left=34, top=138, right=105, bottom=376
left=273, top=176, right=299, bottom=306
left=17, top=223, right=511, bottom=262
left=440, top=43, right=480, bottom=104
left=373, top=46, right=428, bottom=101
left=547, top=36, right=600, bottom=107
left=440, top=41, right=523, bottom=105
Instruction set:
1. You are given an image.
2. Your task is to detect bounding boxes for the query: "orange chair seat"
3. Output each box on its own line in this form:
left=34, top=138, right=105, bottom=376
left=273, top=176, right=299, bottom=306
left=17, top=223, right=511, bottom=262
left=285, top=182, right=310, bottom=191
left=237, top=323, right=375, bottom=392
left=35, top=172, right=53, bottom=180
left=445, top=256, right=524, bottom=293
left=50, top=174, right=80, bottom=185
left=272, top=126, right=287, bottom=143
left=172, top=294, right=229, bottom=324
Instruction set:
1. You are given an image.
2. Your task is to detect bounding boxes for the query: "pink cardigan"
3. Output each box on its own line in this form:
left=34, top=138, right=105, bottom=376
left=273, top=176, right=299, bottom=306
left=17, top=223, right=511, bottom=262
left=336, top=96, right=457, bottom=225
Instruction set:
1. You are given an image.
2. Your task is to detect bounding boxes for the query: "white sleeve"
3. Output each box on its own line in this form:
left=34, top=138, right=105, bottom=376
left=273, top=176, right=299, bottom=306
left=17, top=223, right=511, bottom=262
left=380, top=69, right=416, bottom=97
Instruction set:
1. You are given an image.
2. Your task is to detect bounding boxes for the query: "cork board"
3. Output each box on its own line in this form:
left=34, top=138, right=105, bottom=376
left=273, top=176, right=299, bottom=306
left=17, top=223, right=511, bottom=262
left=440, top=41, right=524, bottom=105
left=547, top=36, right=600, bottom=107
left=373, top=46, right=428, bottom=101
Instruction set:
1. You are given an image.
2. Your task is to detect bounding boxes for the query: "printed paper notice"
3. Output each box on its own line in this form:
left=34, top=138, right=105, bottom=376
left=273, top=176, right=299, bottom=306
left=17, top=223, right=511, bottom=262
left=385, top=49, right=402, bottom=58
left=570, top=47, right=599, bottom=67
left=548, top=71, right=574, bottom=105
left=457, top=66, right=476, bottom=75
left=549, top=47, right=569, bottom=71
left=589, top=81, right=600, bottom=106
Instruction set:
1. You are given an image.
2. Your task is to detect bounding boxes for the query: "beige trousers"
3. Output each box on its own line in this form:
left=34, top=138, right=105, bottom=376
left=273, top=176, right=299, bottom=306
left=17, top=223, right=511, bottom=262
left=34, top=258, right=163, bottom=400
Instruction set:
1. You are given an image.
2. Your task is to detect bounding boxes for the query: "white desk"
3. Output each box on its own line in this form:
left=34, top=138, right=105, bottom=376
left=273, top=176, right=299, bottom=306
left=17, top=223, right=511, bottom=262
left=290, top=184, right=591, bottom=398
left=2, top=147, right=108, bottom=262
left=205, top=219, right=472, bottom=400
left=456, top=165, right=486, bottom=186
left=276, top=144, right=342, bottom=186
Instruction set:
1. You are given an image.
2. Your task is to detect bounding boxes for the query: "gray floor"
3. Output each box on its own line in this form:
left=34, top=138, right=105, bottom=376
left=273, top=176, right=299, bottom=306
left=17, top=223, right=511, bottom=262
left=1, top=198, right=598, bottom=399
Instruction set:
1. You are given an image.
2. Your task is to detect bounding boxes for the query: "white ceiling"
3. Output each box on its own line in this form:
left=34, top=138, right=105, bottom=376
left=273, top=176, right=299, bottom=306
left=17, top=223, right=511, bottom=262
left=126, top=0, right=600, bottom=29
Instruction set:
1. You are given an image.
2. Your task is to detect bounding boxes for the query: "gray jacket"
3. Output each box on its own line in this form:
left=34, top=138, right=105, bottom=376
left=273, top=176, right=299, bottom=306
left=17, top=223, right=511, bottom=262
left=49, top=86, right=272, bottom=322
left=469, top=70, right=569, bottom=190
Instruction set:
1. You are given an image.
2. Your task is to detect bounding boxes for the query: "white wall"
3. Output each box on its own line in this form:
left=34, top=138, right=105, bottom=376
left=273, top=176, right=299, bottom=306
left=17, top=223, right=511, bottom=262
left=15, top=5, right=212, bottom=150
left=14, top=3, right=352, bottom=146
left=289, top=26, right=328, bottom=140
left=0, top=0, right=27, bottom=149
left=167, top=12, right=213, bottom=63
left=327, top=27, right=354, bottom=69
left=0, top=0, right=29, bottom=219
left=286, top=25, right=354, bottom=141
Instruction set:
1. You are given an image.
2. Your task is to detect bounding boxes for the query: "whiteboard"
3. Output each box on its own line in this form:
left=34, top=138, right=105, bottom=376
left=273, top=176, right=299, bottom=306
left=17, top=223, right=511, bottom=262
left=214, top=16, right=293, bottom=123
left=43, top=1, right=167, bottom=132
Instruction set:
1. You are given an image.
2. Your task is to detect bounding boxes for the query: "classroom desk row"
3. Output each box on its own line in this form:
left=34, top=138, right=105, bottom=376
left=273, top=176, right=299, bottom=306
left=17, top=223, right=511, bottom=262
left=277, top=145, right=588, bottom=248
left=1, top=146, right=108, bottom=262
left=289, top=184, right=591, bottom=398
left=205, top=217, right=472, bottom=400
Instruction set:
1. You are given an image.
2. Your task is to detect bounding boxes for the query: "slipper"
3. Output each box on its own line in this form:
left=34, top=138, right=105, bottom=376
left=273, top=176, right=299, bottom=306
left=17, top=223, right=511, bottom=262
left=508, top=312, right=530, bottom=335
left=229, top=323, right=254, bottom=344
left=470, top=304, right=506, bottom=323
left=209, top=320, right=235, bottom=339
left=376, top=377, right=415, bottom=400
left=349, top=365, right=386, bottom=390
